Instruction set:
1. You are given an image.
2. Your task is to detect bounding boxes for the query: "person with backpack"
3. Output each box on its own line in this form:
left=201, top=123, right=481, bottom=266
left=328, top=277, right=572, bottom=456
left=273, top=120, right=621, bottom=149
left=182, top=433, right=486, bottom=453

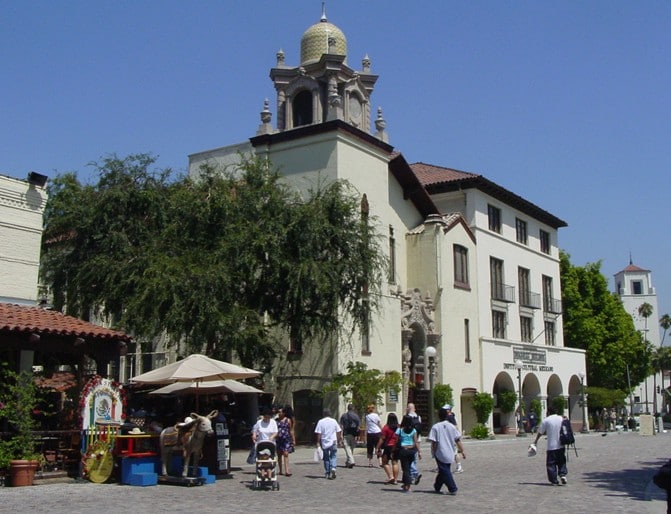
left=530, top=405, right=568, bottom=485
left=339, top=404, right=360, bottom=468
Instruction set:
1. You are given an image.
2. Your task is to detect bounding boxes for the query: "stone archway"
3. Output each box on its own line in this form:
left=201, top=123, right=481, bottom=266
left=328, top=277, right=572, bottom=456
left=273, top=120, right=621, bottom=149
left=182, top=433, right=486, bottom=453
left=399, top=288, right=441, bottom=409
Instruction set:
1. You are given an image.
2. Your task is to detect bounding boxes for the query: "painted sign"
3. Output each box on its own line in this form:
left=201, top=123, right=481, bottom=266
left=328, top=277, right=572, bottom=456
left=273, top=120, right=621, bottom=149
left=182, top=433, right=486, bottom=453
left=80, top=376, right=126, bottom=428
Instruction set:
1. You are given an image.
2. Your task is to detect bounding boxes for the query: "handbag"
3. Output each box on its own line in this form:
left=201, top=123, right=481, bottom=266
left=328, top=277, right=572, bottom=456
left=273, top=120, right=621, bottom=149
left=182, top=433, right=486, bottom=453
left=313, top=446, right=324, bottom=462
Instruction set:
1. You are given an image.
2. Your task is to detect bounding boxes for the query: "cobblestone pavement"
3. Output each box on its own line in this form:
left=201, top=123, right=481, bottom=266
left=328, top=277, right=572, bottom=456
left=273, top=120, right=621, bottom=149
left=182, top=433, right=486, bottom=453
left=2, top=431, right=669, bottom=513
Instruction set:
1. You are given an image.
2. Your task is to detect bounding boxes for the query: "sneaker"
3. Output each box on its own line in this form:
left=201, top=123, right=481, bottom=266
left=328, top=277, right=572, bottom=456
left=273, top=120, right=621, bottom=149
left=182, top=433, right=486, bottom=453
left=560, top=476, right=567, bottom=485
left=414, top=473, right=422, bottom=485
left=454, top=466, right=463, bottom=474
left=330, top=470, right=336, bottom=480
left=448, top=490, right=457, bottom=496
left=433, top=486, right=442, bottom=494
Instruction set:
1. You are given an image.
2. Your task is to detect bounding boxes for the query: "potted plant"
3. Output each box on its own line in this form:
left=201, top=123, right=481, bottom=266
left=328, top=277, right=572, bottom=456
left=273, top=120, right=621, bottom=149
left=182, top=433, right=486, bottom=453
left=498, top=390, right=518, bottom=433
left=0, top=367, right=44, bottom=486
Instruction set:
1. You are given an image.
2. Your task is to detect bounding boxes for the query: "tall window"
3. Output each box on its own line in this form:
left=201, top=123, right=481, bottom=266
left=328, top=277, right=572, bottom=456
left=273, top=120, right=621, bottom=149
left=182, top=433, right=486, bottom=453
left=520, top=316, right=533, bottom=342
left=516, top=218, right=528, bottom=245
left=632, top=280, right=642, bottom=295
left=464, top=319, right=471, bottom=362
left=518, top=267, right=531, bottom=306
left=488, top=204, right=502, bottom=233
left=388, top=225, right=396, bottom=283
left=542, top=275, right=553, bottom=312
left=544, top=320, right=556, bottom=346
left=492, top=310, right=506, bottom=338
left=540, top=229, right=550, bottom=254
left=454, top=245, right=469, bottom=288
left=490, top=257, right=504, bottom=300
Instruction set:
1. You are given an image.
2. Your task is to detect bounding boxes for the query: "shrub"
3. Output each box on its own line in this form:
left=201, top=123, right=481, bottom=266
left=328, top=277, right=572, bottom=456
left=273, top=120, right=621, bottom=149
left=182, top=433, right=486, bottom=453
left=469, top=423, right=490, bottom=439
left=551, top=396, right=566, bottom=415
left=498, top=390, right=518, bottom=414
left=472, top=392, right=494, bottom=424
left=433, top=384, right=453, bottom=410
left=530, top=399, right=543, bottom=419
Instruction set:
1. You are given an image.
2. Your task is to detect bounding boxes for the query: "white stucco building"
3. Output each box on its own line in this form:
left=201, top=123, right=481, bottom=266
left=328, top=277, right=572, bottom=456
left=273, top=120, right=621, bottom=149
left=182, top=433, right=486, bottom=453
left=188, top=10, right=586, bottom=437
left=0, top=173, right=48, bottom=305
left=614, top=261, right=663, bottom=415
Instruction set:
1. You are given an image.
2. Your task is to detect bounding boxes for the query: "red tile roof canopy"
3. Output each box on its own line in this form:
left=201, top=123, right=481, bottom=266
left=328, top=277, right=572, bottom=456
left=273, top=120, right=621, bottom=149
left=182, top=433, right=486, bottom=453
left=410, top=162, right=568, bottom=230
left=0, top=303, right=131, bottom=343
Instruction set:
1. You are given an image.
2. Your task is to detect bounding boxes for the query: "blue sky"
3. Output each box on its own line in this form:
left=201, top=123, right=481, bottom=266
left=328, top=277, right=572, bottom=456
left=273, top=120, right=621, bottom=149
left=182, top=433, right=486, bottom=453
left=3, top=1, right=670, bottom=318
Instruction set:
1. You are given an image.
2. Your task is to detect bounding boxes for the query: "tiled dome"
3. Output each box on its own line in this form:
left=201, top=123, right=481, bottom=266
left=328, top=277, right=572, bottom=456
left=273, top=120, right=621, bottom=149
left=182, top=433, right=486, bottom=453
left=300, top=19, right=347, bottom=65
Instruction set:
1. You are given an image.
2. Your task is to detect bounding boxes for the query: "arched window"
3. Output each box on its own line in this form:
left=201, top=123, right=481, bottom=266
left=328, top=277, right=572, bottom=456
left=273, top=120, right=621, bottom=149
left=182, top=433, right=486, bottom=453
left=293, top=90, right=313, bottom=127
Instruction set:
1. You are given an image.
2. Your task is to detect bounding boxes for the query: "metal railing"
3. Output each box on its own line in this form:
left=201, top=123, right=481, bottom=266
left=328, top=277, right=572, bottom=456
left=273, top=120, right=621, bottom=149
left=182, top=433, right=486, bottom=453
left=491, top=283, right=516, bottom=303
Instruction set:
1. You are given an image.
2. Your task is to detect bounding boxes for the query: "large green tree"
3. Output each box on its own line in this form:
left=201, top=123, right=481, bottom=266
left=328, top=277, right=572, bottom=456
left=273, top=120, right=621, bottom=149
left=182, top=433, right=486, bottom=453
left=41, top=154, right=386, bottom=370
left=560, top=251, right=649, bottom=389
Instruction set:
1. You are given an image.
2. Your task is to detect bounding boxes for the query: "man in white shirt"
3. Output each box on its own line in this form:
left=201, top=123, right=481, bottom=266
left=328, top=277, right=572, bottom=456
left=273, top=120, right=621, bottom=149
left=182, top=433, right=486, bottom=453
left=532, top=406, right=567, bottom=485
left=428, top=406, right=465, bottom=495
left=315, top=408, right=343, bottom=479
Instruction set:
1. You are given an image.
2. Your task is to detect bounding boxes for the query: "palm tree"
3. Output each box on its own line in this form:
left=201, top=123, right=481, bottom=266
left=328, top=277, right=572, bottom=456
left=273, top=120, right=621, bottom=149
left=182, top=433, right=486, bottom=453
left=660, top=314, right=671, bottom=345
left=638, top=303, right=654, bottom=414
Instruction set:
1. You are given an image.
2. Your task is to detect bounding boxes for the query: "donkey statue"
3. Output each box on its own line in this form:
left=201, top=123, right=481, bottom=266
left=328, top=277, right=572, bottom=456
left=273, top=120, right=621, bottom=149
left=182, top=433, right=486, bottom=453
left=159, top=410, right=218, bottom=477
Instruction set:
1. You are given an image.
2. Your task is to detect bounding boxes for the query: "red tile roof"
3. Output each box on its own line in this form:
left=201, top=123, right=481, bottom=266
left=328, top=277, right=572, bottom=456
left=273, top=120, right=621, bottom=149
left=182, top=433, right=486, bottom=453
left=622, top=263, right=649, bottom=273
left=0, top=303, right=131, bottom=342
left=410, top=162, right=480, bottom=186
left=409, top=162, right=568, bottom=229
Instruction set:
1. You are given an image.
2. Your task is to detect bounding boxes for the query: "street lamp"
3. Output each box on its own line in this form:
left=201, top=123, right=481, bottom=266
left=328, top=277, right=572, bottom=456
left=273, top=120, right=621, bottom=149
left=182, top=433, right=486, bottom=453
left=514, top=359, right=526, bottom=437
left=426, top=346, right=437, bottom=428
left=578, top=371, right=588, bottom=433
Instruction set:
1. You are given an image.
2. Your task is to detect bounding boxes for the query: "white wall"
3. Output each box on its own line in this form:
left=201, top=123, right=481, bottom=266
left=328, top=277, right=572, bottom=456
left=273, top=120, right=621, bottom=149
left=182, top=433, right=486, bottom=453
left=0, top=175, right=47, bottom=304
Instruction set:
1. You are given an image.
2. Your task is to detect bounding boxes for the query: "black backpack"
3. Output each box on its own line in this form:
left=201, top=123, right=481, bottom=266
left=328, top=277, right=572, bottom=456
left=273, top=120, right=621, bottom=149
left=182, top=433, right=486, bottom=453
left=560, top=418, right=575, bottom=445
left=344, top=413, right=359, bottom=435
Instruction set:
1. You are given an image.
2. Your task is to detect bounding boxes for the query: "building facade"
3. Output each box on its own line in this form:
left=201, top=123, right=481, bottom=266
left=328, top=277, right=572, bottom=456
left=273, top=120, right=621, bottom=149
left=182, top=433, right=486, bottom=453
left=0, top=173, right=48, bottom=305
left=614, top=261, right=663, bottom=415
left=187, top=10, right=587, bottom=436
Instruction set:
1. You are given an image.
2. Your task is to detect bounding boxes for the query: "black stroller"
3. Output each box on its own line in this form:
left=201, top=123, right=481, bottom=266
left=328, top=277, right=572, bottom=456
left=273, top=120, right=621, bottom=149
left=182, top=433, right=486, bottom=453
left=252, top=440, right=279, bottom=490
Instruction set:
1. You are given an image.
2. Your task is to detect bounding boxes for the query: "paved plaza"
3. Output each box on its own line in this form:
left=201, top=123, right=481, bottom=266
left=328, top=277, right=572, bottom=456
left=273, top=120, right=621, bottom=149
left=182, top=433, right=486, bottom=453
left=2, top=430, right=669, bottom=513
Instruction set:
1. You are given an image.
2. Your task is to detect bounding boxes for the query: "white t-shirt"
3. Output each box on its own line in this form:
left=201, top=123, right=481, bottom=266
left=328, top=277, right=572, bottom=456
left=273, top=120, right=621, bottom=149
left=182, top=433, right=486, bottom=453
left=314, top=416, right=342, bottom=449
left=253, top=418, right=278, bottom=441
left=538, top=414, right=563, bottom=451
left=365, top=412, right=382, bottom=434
left=428, top=420, right=461, bottom=463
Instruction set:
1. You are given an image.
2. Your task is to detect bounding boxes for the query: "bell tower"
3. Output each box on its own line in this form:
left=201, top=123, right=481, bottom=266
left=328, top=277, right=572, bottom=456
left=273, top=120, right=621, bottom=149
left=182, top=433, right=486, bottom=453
left=267, top=6, right=380, bottom=136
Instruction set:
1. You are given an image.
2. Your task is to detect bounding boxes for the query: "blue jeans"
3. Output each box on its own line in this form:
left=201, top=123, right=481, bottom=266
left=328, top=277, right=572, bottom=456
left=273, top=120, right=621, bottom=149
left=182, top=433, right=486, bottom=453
left=546, top=448, right=567, bottom=484
left=322, top=444, right=337, bottom=474
left=434, top=459, right=458, bottom=494
left=410, top=451, right=419, bottom=479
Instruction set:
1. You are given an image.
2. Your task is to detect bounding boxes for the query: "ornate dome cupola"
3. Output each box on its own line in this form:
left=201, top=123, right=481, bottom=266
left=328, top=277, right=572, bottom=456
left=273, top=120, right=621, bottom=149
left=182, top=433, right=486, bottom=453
left=300, top=9, right=347, bottom=65
left=267, top=5, right=381, bottom=136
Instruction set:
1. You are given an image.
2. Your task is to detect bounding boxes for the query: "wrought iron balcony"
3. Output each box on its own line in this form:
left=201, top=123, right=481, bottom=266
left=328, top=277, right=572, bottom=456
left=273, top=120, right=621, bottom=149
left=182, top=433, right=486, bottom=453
left=519, top=291, right=541, bottom=309
left=544, top=297, right=562, bottom=314
left=491, top=283, right=516, bottom=303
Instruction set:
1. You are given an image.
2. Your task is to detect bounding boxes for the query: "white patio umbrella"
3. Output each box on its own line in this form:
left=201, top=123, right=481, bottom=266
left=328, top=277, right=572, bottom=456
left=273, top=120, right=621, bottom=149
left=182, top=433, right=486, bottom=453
left=130, top=354, right=262, bottom=410
left=148, top=379, right=264, bottom=396
left=130, top=354, right=261, bottom=384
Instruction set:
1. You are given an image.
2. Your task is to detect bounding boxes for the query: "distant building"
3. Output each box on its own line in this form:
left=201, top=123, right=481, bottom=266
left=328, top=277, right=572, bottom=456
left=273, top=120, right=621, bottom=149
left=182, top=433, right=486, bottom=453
left=0, top=173, right=130, bottom=380
left=184, top=8, right=587, bottom=437
left=614, top=260, right=663, bottom=414
left=0, top=173, right=48, bottom=305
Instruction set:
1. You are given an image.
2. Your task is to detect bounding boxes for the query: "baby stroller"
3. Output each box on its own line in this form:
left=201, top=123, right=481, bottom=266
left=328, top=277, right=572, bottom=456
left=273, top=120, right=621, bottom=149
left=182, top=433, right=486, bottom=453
left=252, top=440, right=279, bottom=490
